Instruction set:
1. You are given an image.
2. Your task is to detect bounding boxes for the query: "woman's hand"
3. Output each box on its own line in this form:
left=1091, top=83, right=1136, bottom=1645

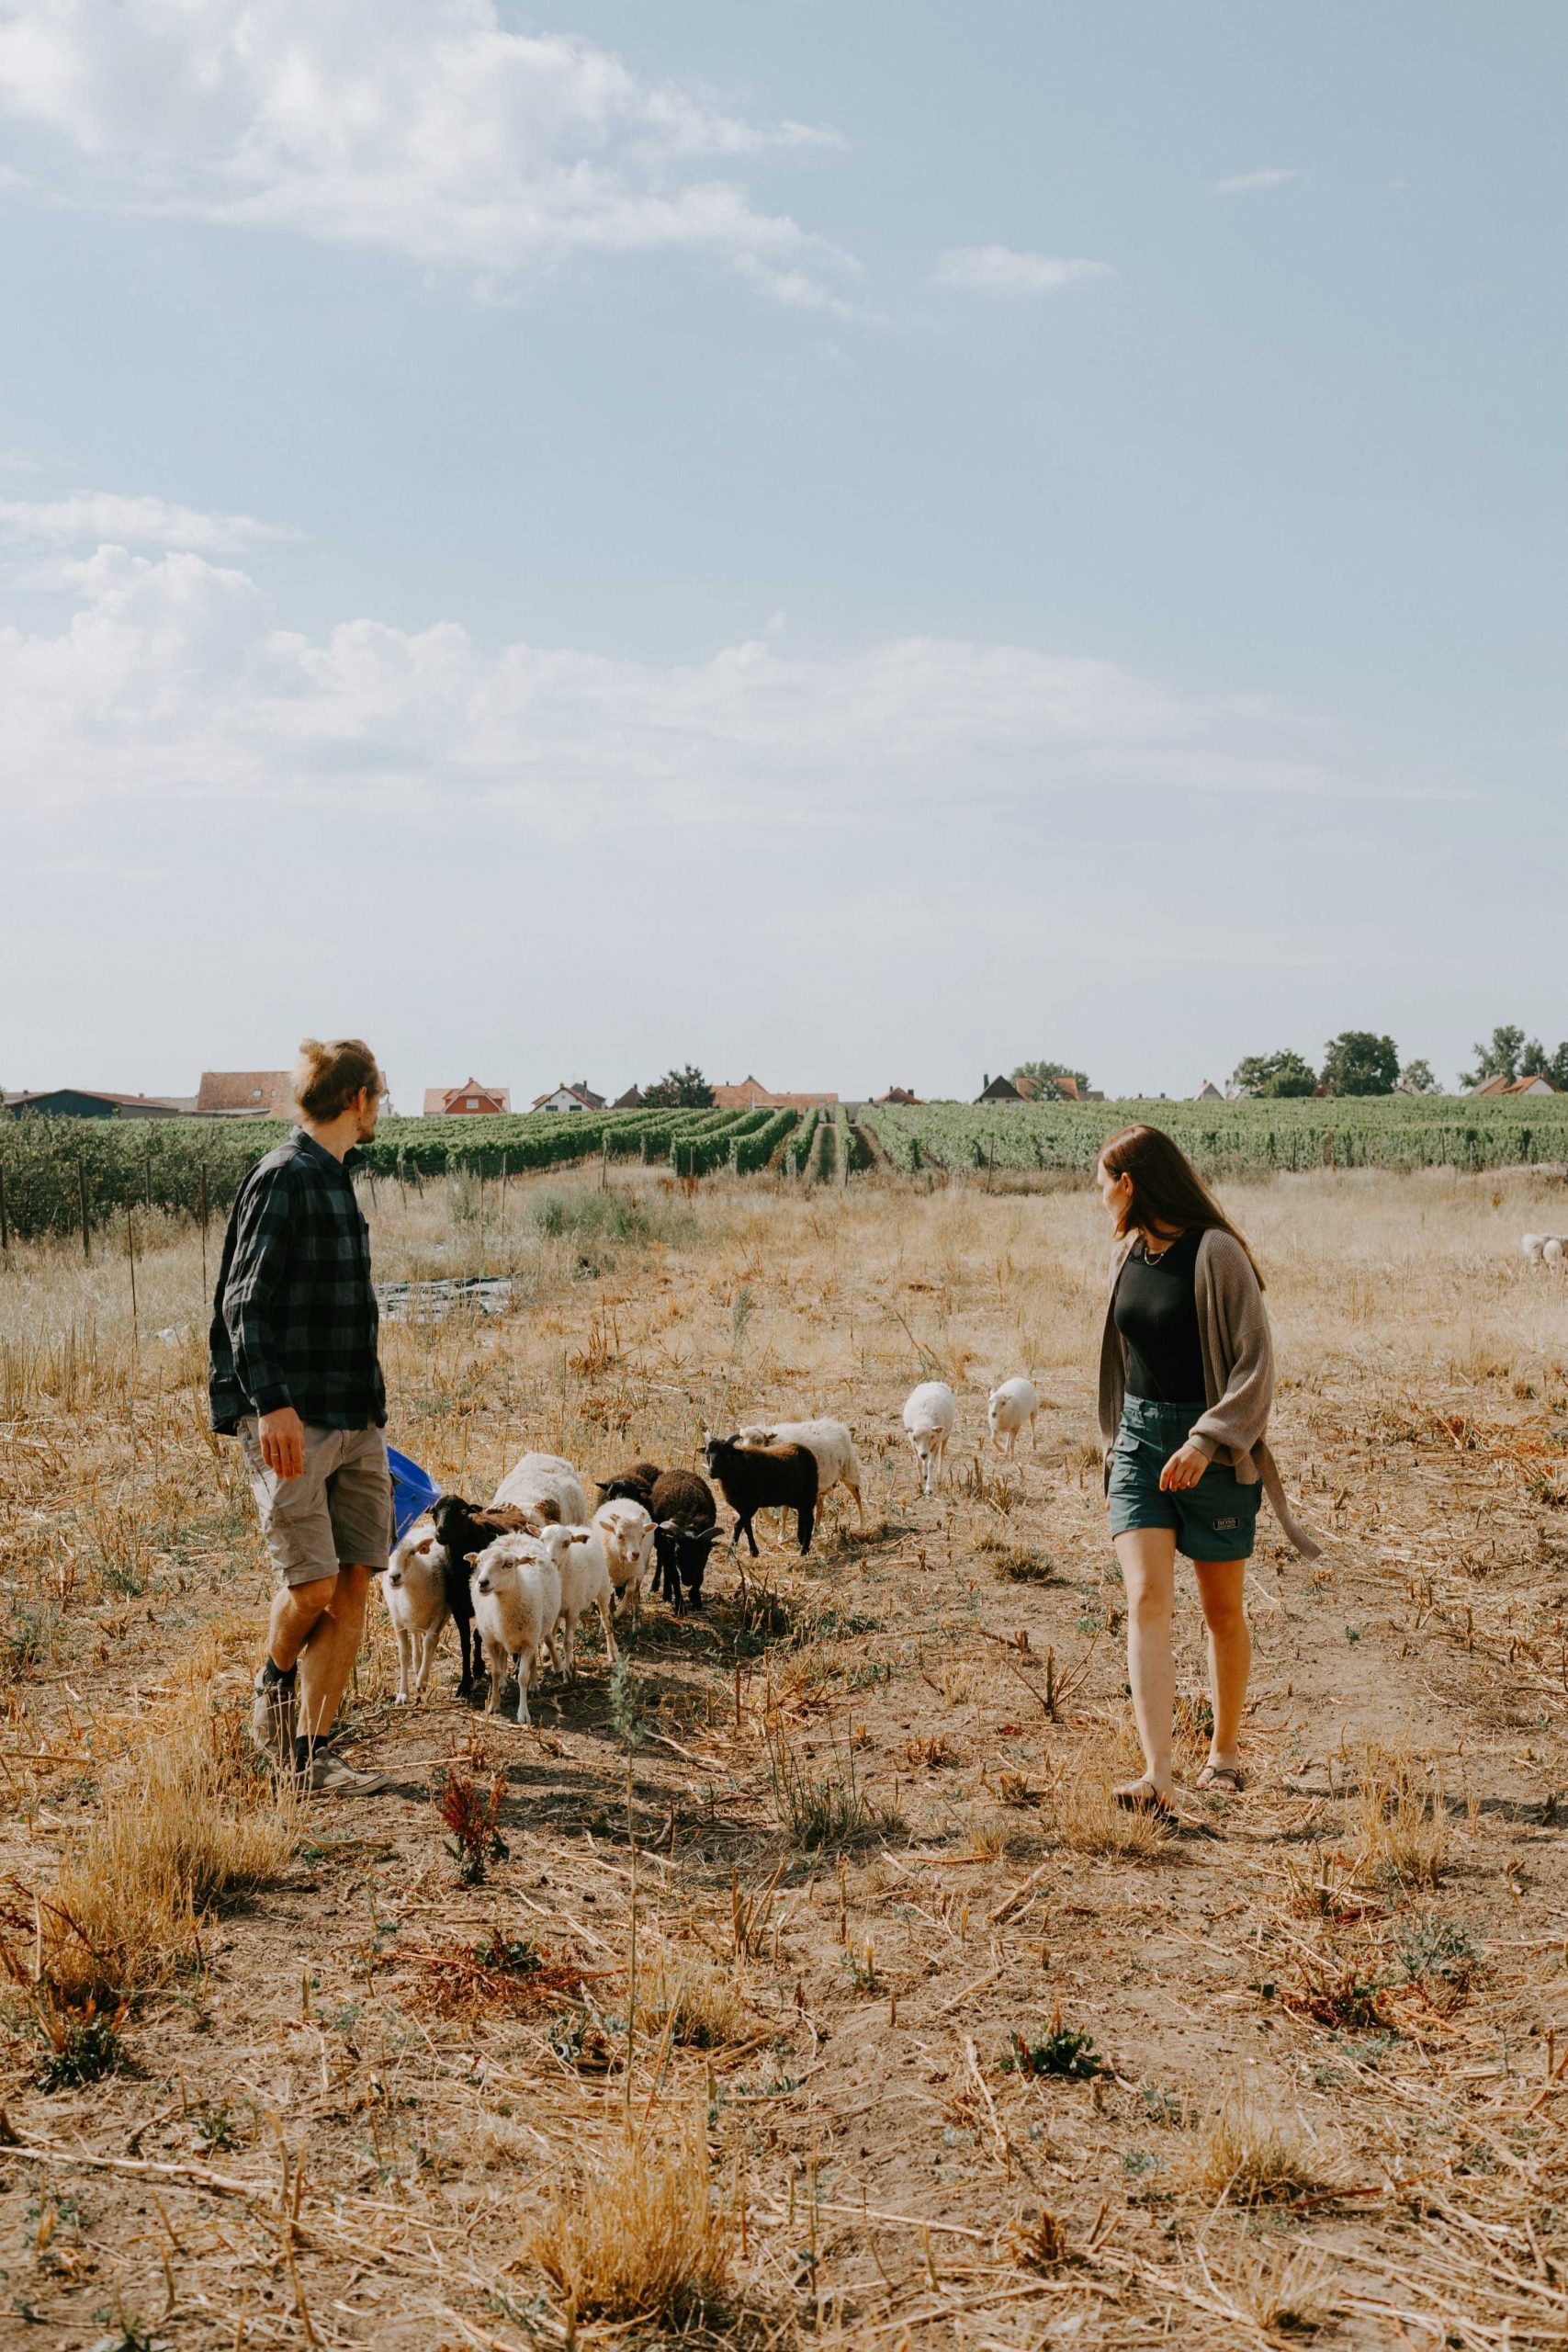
left=1158, top=1439, right=1211, bottom=1493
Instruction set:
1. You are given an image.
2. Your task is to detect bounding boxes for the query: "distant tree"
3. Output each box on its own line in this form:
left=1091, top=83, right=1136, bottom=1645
left=1011, top=1058, right=1090, bottom=1101
left=1231, top=1048, right=1317, bottom=1099
left=1320, top=1031, right=1399, bottom=1096
left=1397, top=1057, right=1440, bottom=1095
left=1519, top=1038, right=1568, bottom=1090
left=1460, top=1024, right=1526, bottom=1091
left=641, top=1065, right=715, bottom=1109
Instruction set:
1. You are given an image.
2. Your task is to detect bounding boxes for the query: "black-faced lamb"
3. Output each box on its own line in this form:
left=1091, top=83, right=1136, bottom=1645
left=428, top=1495, right=534, bottom=1694
left=735, top=1418, right=864, bottom=1525
left=702, top=1432, right=817, bottom=1558
left=648, top=1467, right=719, bottom=1611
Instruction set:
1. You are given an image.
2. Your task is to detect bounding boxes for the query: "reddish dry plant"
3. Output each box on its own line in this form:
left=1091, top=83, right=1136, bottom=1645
left=433, top=1764, right=509, bottom=1885
left=410, top=1930, right=590, bottom=2019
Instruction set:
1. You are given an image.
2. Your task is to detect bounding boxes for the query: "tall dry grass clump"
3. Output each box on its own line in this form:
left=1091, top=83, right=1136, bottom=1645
left=1354, top=1744, right=1448, bottom=1891
left=524, top=2108, right=734, bottom=2324
left=1044, top=1713, right=1171, bottom=1860
left=25, top=1659, right=296, bottom=2004
left=1186, top=2084, right=1322, bottom=2207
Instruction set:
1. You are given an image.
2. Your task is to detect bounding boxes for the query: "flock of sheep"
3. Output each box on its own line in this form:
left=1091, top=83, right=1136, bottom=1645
left=1522, top=1232, right=1568, bottom=1267
left=381, top=1376, right=1043, bottom=1722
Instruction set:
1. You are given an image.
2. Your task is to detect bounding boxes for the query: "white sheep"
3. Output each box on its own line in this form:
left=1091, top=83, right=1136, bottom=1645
left=1523, top=1234, right=1548, bottom=1263
left=468, top=1532, right=563, bottom=1725
left=491, top=1450, right=589, bottom=1528
left=1547, top=1238, right=1565, bottom=1270
left=902, top=1380, right=956, bottom=1495
left=381, top=1518, right=449, bottom=1703
left=593, top=1498, right=656, bottom=1622
left=987, top=1377, right=1040, bottom=1456
left=736, top=1418, right=866, bottom=1525
left=536, top=1523, right=620, bottom=1678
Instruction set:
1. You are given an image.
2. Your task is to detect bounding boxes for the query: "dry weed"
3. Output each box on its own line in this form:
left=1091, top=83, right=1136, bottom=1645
left=1220, top=2240, right=1337, bottom=2333
left=25, top=1678, right=295, bottom=2002
left=1044, top=1713, right=1172, bottom=1860
left=1186, top=2085, right=1321, bottom=2207
left=525, top=2106, right=734, bottom=2323
left=638, top=1947, right=752, bottom=2050
left=1354, top=1745, right=1448, bottom=1890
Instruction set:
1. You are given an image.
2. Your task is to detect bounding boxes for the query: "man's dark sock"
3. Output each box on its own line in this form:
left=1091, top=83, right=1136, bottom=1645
left=262, top=1657, right=297, bottom=1689
left=291, top=1733, right=326, bottom=1774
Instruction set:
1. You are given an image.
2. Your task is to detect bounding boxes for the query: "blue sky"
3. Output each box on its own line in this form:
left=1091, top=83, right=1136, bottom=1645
left=1, top=0, right=1562, bottom=1104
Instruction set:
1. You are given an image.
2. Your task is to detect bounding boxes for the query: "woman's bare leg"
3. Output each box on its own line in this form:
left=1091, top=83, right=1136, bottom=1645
left=1113, top=1528, right=1178, bottom=1796
left=1193, top=1558, right=1250, bottom=1773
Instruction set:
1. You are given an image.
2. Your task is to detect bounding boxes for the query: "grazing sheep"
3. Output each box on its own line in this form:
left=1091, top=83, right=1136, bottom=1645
left=649, top=1467, right=719, bottom=1611
left=426, top=1497, right=535, bottom=1694
left=594, top=1461, right=661, bottom=1510
left=987, top=1377, right=1040, bottom=1456
left=381, top=1518, right=449, bottom=1703
left=1523, top=1234, right=1549, bottom=1263
left=535, top=1525, right=619, bottom=1679
left=593, top=1498, right=657, bottom=1622
left=468, top=1532, right=563, bottom=1726
left=491, top=1451, right=589, bottom=1528
left=902, top=1381, right=956, bottom=1495
left=1547, top=1238, right=1565, bottom=1270
left=735, top=1419, right=865, bottom=1525
left=702, top=1433, right=817, bottom=1558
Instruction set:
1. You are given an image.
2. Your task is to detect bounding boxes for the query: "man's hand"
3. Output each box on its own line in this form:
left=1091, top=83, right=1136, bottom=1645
left=259, top=1406, right=306, bottom=1480
left=1158, top=1439, right=1211, bottom=1494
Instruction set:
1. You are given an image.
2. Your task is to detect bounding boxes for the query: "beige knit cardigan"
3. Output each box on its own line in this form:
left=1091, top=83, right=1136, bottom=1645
left=1097, top=1227, right=1319, bottom=1559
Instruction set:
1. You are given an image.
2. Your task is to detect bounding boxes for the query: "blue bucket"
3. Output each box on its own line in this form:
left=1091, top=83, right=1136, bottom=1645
left=388, top=1444, right=442, bottom=1547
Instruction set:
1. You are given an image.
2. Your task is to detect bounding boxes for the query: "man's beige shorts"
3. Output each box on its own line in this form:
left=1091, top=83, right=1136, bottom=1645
left=237, top=1419, right=395, bottom=1588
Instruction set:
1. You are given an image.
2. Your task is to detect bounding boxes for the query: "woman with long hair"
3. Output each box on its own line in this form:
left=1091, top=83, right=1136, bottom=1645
left=1096, top=1124, right=1317, bottom=1811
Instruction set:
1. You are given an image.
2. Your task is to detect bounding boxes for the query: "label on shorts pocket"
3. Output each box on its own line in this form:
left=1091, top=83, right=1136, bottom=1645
left=1212, top=1515, right=1239, bottom=1531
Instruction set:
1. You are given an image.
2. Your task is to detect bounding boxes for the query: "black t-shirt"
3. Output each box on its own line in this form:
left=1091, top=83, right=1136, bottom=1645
left=1113, top=1228, right=1206, bottom=1404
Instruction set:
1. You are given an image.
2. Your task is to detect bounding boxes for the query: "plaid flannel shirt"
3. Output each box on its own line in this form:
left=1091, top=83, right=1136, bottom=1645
left=209, top=1129, right=386, bottom=1434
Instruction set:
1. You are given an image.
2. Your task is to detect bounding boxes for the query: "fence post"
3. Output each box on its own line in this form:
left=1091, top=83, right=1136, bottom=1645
left=124, top=1183, right=139, bottom=1339
left=79, top=1159, right=92, bottom=1261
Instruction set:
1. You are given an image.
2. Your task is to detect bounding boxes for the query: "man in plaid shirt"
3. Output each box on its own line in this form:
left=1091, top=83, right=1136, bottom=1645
left=210, top=1039, right=392, bottom=1795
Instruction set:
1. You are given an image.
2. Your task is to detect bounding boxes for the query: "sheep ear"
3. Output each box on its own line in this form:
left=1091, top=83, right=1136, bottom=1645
left=569, top=1530, right=591, bottom=1546
left=465, top=1551, right=480, bottom=1566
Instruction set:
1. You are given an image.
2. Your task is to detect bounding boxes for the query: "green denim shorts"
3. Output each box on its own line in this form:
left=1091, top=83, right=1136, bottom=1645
left=1106, top=1397, right=1260, bottom=1562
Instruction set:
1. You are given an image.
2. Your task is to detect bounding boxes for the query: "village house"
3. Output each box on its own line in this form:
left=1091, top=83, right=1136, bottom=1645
left=1472, top=1073, right=1557, bottom=1096
left=874, top=1086, right=922, bottom=1105
left=532, top=1081, right=606, bottom=1113
left=2, top=1088, right=187, bottom=1120
left=423, top=1080, right=511, bottom=1116
left=613, top=1085, right=644, bottom=1109
left=712, top=1077, right=840, bottom=1112
left=197, top=1070, right=293, bottom=1117
left=976, top=1074, right=1023, bottom=1103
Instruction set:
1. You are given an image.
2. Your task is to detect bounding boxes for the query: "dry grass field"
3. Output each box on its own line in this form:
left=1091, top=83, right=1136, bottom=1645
left=3, top=1161, right=1568, bottom=2349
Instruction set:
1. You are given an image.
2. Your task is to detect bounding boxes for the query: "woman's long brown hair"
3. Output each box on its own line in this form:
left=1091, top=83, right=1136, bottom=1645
left=1098, top=1124, right=1264, bottom=1288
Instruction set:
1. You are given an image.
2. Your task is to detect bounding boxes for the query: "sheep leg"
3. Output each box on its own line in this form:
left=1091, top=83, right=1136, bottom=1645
left=412, top=1622, right=440, bottom=1700
left=514, top=1650, right=532, bottom=1727
left=1030, top=1411, right=1038, bottom=1452
left=480, top=1637, right=506, bottom=1716
left=848, top=1478, right=867, bottom=1530
left=597, top=1599, right=618, bottom=1665
left=797, top=1498, right=815, bottom=1556
left=393, top=1623, right=412, bottom=1704
left=560, top=1611, right=578, bottom=1682
left=454, top=1604, right=476, bottom=1696
left=739, top=1512, right=760, bottom=1559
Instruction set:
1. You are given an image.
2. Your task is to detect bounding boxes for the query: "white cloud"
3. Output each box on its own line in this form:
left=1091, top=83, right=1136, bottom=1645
left=1212, top=167, right=1298, bottom=196
left=0, top=537, right=1354, bottom=836
left=934, top=246, right=1111, bottom=296
left=0, top=0, right=846, bottom=300
left=0, top=492, right=295, bottom=554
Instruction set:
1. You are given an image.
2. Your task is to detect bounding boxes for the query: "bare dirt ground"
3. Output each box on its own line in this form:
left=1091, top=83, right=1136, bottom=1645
left=3, top=1163, right=1568, bottom=2349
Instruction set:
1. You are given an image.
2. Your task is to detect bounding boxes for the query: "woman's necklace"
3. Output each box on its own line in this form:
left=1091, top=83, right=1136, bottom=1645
left=1141, top=1230, right=1181, bottom=1265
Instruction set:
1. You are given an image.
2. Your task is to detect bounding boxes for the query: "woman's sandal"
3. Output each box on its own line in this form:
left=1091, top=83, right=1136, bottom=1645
left=1114, top=1777, right=1177, bottom=1818
left=1196, top=1761, right=1245, bottom=1794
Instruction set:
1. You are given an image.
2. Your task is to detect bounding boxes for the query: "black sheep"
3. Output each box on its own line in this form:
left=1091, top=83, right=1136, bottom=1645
left=702, top=1433, right=817, bottom=1558
left=595, top=1460, right=661, bottom=1510
left=428, top=1495, right=533, bottom=1694
left=649, top=1466, right=717, bottom=1612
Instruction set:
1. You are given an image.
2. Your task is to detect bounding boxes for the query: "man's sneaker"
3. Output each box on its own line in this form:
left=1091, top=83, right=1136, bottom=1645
left=302, top=1748, right=390, bottom=1796
left=251, top=1667, right=297, bottom=1768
